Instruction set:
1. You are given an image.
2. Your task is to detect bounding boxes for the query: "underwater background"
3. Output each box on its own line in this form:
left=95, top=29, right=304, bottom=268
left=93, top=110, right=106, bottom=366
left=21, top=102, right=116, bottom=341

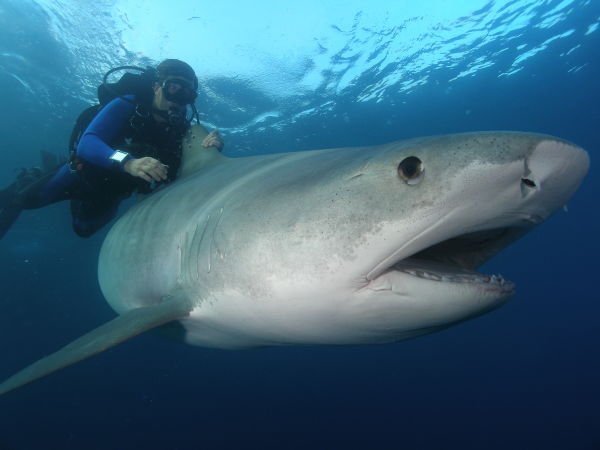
left=0, top=1, right=598, bottom=449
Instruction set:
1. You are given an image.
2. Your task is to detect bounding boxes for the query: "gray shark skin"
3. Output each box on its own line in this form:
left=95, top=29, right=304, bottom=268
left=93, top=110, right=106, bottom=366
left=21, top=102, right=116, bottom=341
left=0, top=127, right=589, bottom=395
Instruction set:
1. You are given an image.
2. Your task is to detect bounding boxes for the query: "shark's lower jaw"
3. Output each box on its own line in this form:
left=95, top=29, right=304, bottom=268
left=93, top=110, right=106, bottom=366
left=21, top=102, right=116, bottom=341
left=391, top=258, right=515, bottom=294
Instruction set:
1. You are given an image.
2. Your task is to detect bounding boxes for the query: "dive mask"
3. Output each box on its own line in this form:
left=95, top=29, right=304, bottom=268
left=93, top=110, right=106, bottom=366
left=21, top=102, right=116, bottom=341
left=161, top=78, right=197, bottom=105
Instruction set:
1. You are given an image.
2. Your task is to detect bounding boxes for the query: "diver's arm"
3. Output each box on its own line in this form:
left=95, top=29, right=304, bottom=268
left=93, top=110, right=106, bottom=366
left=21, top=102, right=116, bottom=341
left=76, top=96, right=167, bottom=182
left=76, top=96, right=135, bottom=170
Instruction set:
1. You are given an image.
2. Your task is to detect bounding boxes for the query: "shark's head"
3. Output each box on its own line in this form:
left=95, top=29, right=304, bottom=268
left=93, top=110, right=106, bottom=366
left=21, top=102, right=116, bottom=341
left=208, top=132, right=589, bottom=345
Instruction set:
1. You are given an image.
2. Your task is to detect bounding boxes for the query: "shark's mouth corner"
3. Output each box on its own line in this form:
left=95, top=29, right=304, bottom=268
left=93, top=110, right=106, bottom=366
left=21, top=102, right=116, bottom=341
left=370, top=226, right=532, bottom=293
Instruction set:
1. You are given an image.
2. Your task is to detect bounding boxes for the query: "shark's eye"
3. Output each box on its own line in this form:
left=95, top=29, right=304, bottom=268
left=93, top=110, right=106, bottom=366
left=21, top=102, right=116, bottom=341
left=398, top=156, right=424, bottom=185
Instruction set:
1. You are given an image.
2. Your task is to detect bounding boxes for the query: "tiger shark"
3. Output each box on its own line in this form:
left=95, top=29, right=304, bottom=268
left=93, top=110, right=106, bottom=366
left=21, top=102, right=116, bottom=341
left=0, top=126, right=589, bottom=395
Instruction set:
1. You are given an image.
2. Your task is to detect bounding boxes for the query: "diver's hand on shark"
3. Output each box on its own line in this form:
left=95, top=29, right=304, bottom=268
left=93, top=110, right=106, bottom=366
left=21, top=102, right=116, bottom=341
left=202, top=130, right=223, bottom=151
left=124, top=157, right=168, bottom=183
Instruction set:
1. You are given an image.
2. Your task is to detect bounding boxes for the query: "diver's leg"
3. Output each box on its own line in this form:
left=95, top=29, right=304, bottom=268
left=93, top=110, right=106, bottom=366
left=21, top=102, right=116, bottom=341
left=0, top=163, right=74, bottom=239
left=70, top=198, right=119, bottom=238
left=0, top=181, right=26, bottom=237
left=21, top=164, right=76, bottom=208
left=0, top=203, right=23, bottom=240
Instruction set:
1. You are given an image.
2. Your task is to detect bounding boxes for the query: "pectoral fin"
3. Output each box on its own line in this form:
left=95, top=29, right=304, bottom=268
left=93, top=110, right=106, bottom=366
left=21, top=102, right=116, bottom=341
left=0, top=297, right=192, bottom=396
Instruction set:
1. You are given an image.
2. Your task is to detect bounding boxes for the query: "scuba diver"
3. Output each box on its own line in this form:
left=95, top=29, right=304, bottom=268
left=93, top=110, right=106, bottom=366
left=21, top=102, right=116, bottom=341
left=0, top=59, right=223, bottom=239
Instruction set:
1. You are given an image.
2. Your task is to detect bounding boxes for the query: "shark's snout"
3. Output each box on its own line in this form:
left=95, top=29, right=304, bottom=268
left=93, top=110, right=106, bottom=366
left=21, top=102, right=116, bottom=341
left=522, top=138, right=589, bottom=205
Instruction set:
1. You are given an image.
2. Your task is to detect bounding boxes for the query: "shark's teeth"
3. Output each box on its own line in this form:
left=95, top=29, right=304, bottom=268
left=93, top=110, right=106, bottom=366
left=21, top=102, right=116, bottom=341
left=393, top=259, right=513, bottom=288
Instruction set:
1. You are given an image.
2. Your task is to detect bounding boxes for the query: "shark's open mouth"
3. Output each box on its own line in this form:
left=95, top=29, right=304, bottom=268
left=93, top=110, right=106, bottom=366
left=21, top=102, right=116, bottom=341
left=381, top=227, right=530, bottom=293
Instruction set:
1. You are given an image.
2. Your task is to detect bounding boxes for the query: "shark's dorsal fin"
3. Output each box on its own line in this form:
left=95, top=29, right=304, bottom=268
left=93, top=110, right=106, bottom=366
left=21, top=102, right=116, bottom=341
left=180, top=124, right=228, bottom=178
left=0, top=296, right=192, bottom=396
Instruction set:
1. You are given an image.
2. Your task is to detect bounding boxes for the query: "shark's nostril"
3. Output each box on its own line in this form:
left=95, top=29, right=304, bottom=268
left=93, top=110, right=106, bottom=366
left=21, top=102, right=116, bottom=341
left=521, top=178, right=536, bottom=188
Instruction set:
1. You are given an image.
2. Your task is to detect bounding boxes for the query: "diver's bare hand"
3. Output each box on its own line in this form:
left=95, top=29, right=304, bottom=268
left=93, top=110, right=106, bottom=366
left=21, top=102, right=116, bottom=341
left=202, top=130, right=224, bottom=151
left=123, top=157, right=168, bottom=183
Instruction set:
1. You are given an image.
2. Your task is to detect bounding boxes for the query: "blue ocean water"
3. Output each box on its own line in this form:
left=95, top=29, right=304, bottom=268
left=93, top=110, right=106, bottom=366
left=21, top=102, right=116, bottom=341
left=0, top=0, right=598, bottom=449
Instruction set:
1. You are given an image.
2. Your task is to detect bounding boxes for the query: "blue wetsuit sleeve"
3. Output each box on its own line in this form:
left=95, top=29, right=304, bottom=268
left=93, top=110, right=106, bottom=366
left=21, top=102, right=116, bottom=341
left=76, top=95, right=136, bottom=170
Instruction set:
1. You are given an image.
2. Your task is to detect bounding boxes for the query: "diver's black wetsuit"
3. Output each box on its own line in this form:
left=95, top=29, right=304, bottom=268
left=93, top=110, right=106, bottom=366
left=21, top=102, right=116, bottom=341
left=18, top=95, right=187, bottom=237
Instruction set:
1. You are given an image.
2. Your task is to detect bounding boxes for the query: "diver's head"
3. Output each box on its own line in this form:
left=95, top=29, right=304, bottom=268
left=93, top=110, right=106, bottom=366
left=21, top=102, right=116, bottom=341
left=152, top=59, right=198, bottom=125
